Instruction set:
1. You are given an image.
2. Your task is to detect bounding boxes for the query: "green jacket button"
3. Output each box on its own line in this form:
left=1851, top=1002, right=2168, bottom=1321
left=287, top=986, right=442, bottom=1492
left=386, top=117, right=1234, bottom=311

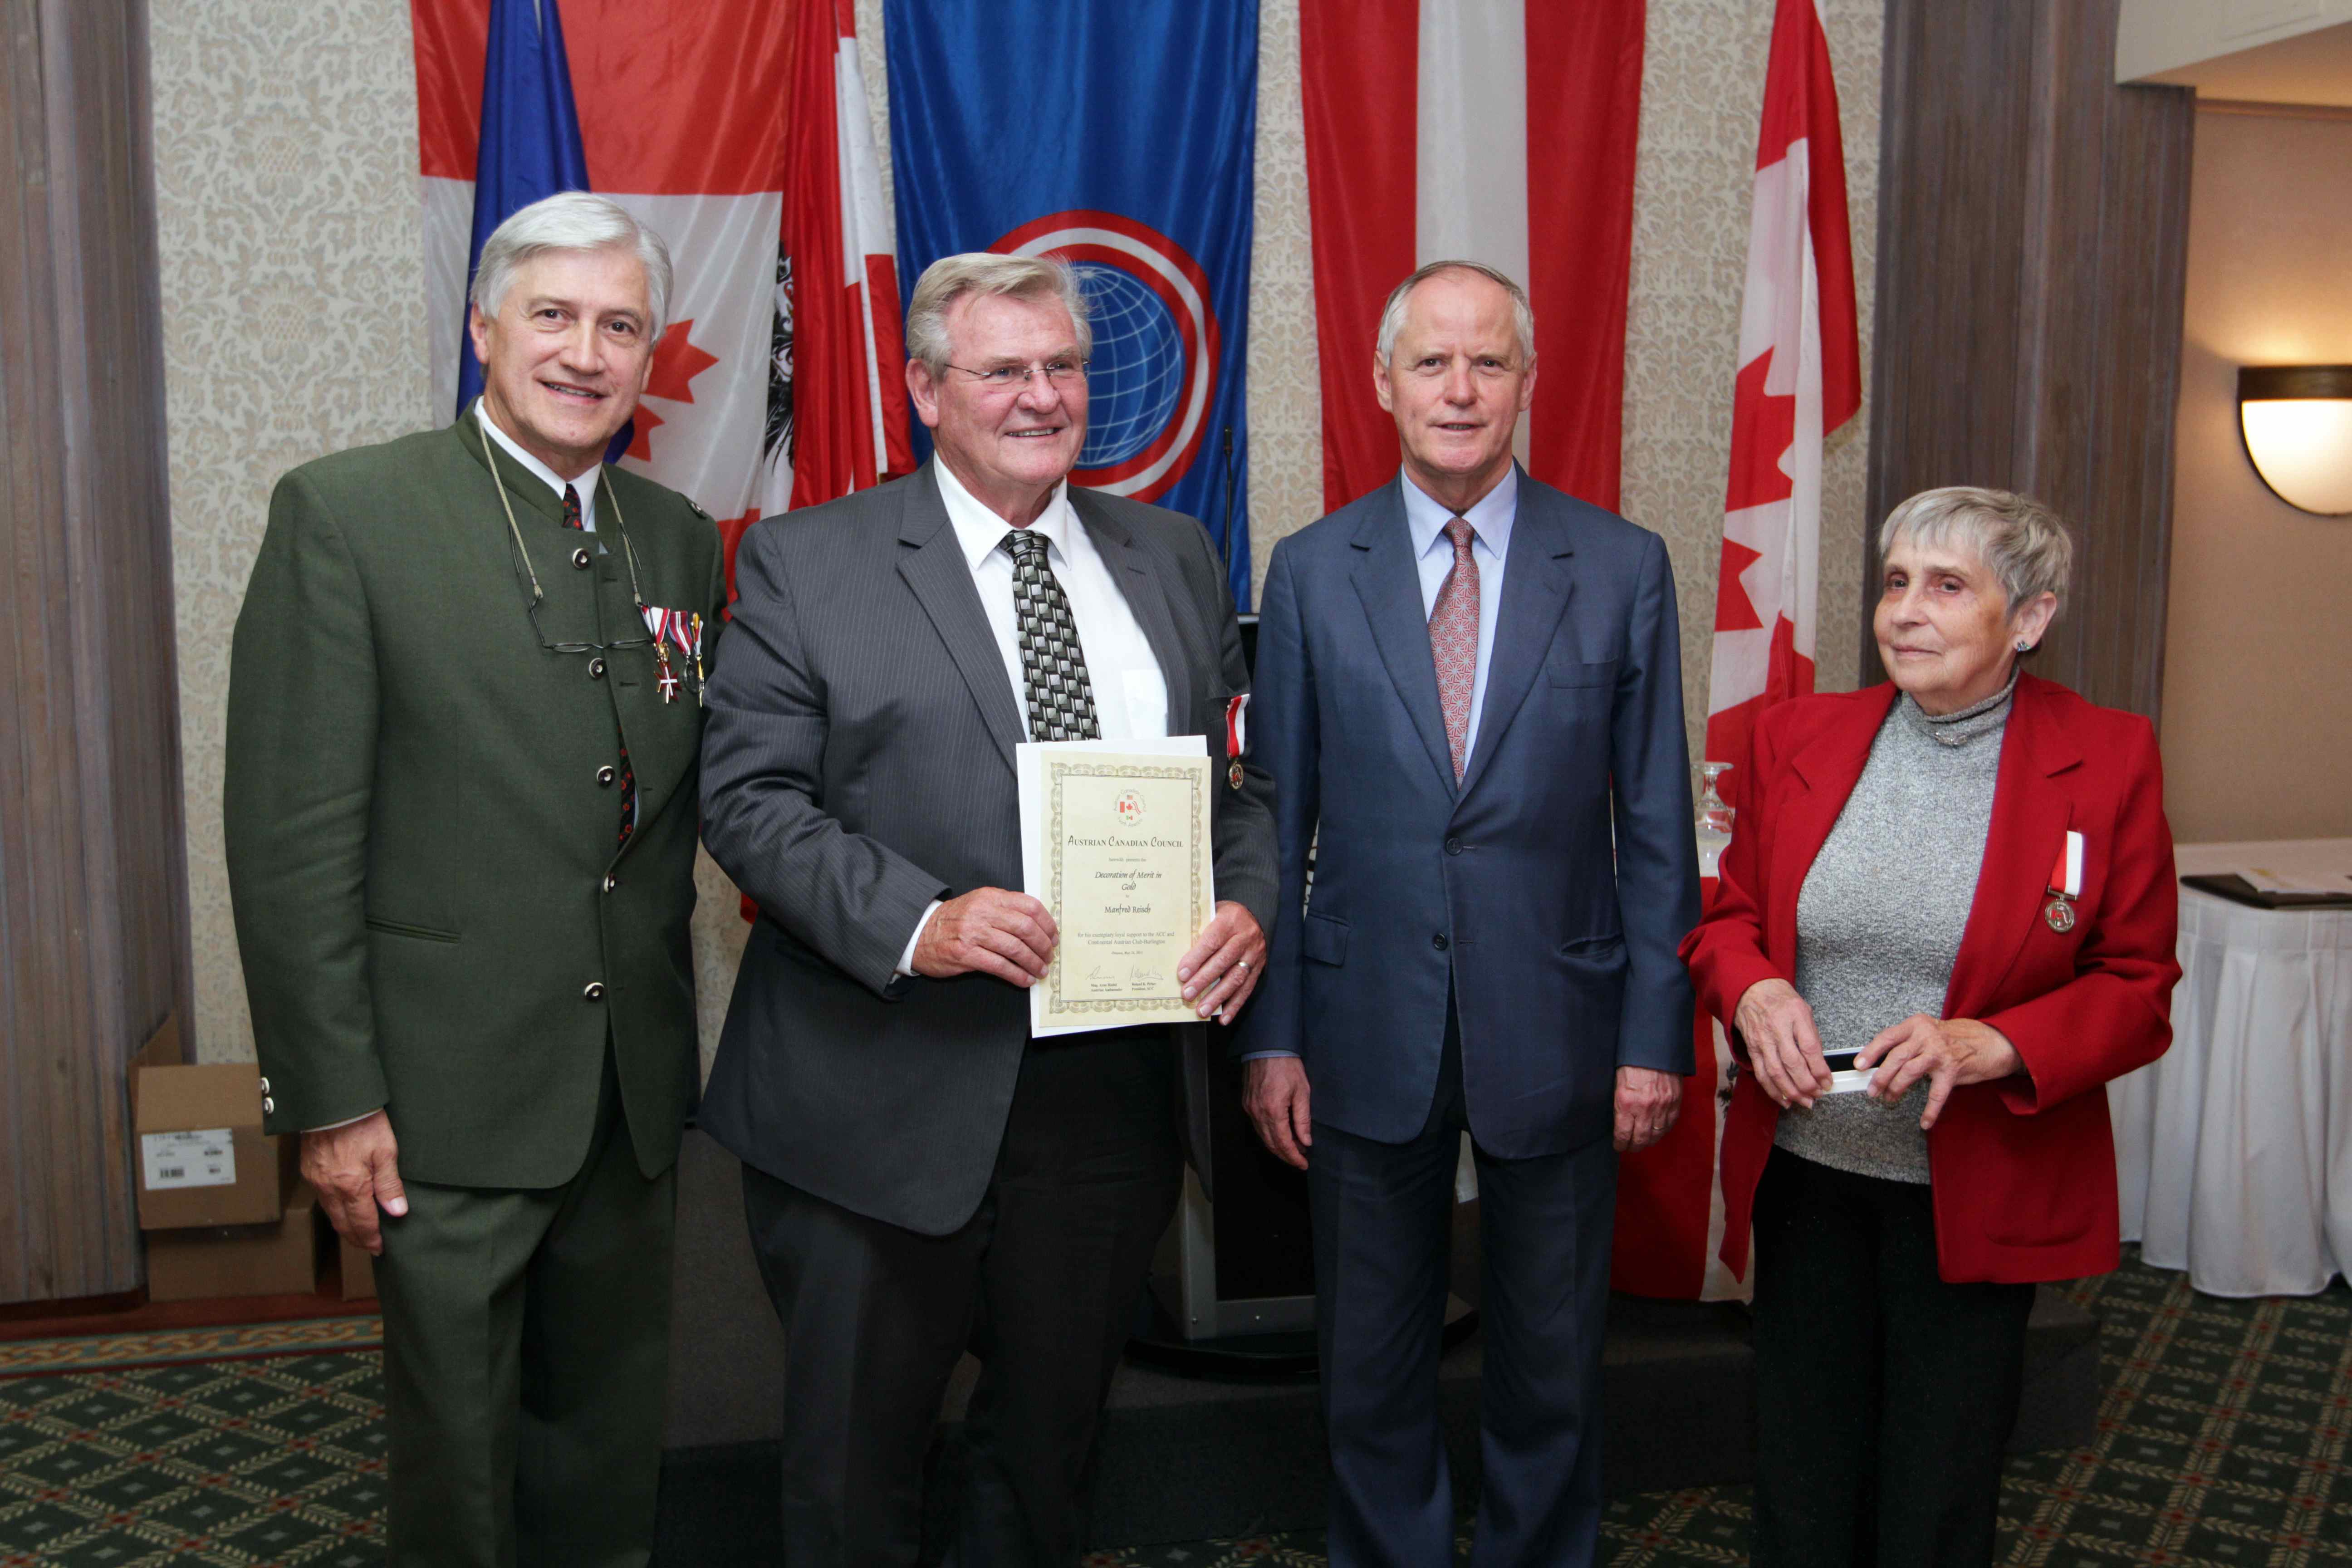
left=583, top=981, right=606, bottom=1002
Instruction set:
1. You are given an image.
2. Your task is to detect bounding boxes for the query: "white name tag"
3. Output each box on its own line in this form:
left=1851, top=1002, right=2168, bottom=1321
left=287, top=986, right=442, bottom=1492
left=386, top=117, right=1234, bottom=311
left=142, top=1129, right=237, bottom=1190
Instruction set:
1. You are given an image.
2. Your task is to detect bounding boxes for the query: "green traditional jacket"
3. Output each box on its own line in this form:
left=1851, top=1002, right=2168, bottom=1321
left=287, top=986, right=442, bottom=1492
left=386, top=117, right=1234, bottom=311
left=225, top=412, right=728, bottom=1188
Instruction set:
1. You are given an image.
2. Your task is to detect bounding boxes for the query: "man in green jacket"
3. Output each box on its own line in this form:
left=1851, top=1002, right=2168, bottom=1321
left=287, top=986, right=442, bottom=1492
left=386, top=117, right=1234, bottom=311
left=225, top=191, right=726, bottom=1567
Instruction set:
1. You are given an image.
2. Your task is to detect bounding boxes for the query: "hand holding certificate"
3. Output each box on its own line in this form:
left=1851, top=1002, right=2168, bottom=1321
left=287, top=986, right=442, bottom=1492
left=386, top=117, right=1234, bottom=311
left=1017, top=737, right=1216, bottom=1036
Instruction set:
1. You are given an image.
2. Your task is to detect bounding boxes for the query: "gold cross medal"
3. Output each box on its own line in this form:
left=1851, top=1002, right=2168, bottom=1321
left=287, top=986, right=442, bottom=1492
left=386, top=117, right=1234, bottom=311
left=690, top=612, right=707, bottom=709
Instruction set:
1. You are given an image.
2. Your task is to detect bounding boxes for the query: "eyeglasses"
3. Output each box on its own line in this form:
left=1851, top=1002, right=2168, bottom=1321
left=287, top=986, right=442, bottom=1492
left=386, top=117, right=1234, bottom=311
left=475, top=416, right=656, bottom=657
left=945, top=358, right=1088, bottom=393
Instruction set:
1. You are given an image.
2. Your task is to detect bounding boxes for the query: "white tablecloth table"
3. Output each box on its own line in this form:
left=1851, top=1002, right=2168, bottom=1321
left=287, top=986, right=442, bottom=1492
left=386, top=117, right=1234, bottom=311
left=2109, top=839, right=2352, bottom=1296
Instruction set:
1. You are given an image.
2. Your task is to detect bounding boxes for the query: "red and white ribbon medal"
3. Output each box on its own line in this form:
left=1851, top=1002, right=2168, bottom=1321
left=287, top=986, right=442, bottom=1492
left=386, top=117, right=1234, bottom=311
left=2044, top=830, right=2083, bottom=932
left=1224, top=693, right=1249, bottom=789
left=642, top=606, right=680, bottom=704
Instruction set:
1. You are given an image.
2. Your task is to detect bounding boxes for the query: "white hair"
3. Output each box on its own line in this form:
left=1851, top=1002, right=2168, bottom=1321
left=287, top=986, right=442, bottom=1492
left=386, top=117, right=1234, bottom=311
left=469, top=191, right=674, bottom=338
left=1375, top=260, right=1538, bottom=366
left=904, top=252, right=1092, bottom=374
left=1879, top=486, right=2077, bottom=623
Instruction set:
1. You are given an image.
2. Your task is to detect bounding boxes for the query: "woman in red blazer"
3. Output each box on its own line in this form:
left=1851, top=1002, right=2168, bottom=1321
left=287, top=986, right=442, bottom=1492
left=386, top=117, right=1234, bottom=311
left=1682, top=487, right=2178, bottom=1568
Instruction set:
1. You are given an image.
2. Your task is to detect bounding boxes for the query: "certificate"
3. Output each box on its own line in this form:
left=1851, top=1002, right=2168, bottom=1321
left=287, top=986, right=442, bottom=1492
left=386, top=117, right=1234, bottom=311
left=1016, top=737, right=1215, bottom=1037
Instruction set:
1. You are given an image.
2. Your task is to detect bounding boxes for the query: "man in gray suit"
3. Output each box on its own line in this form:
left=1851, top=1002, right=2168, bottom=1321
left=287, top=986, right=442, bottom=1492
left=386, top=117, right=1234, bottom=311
left=698, top=253, right=1278, bottom=1568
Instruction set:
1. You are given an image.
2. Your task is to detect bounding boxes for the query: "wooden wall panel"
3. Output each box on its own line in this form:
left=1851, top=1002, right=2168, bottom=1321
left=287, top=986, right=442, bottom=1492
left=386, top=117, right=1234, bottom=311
left=1865, top=0, right=2194, bottom=719
left=0, top=0, right=188, bottom=1303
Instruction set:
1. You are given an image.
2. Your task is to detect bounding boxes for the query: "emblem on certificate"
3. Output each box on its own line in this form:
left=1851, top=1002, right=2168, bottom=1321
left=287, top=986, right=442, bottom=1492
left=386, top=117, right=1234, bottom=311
left=1015, top=738, right=1216, bottom=1037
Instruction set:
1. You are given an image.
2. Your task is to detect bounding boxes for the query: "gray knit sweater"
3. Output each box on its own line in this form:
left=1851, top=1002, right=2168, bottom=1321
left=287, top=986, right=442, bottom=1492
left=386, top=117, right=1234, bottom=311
left=1774, top=674, right=2015, bottom=1183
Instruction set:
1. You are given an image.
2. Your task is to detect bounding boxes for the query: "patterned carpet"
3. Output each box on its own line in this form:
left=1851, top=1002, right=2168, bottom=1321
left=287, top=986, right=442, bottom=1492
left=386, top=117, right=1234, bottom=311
left=3, top=1254, right=2350, bottom=1565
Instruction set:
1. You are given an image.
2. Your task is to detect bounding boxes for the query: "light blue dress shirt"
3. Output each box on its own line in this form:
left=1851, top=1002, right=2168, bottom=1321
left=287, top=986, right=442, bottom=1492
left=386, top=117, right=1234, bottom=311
left=1400, top=464, right=1516, bottom=774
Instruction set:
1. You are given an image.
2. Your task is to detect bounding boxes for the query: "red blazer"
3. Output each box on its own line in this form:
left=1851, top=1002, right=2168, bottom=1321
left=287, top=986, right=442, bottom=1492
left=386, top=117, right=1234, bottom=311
left=1681, top=674, right=2180, bottom=1284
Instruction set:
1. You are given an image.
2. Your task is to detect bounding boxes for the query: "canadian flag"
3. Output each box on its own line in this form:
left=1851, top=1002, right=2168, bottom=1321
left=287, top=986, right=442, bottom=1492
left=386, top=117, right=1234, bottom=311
left=1612, top=0, right=1860, bottom=1303
left=1704, top=0, right=1862, bottom=785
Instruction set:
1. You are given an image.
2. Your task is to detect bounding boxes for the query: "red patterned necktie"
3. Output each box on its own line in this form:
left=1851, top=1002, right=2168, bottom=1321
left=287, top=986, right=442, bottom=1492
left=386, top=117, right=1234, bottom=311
left=1428, top=516, right=1479, bottom=780
left=564, top=485, right=636, bottom=848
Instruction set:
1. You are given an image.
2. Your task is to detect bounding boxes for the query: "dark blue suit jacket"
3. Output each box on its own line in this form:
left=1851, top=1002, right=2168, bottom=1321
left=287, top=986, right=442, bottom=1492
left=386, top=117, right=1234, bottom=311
left=1236, top=470, right=1702, bottom=1158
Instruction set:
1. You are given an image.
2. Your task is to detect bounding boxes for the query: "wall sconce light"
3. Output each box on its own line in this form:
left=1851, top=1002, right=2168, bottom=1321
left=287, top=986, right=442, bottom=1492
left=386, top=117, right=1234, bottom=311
left=2239, top=365, right=2352, bottom=516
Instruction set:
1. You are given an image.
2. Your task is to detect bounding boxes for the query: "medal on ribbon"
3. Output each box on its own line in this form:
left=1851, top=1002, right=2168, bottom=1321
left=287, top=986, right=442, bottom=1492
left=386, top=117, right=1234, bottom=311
left=690, top=613, right=707, bottom=708
left=643, top=607, right=681, bottom=704
left=2044, top=830, right=2083, bottom=932
left=1225, top=693, right=1249, bottom=790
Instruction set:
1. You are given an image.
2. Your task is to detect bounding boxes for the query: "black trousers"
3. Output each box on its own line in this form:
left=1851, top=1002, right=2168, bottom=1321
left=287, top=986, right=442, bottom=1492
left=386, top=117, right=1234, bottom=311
left=1749, top=1149, right=2036, bottom=1568
left=1308, top=1017, right=1617, bottom=1568
left=740, top=1026, right=1181, bottom=1568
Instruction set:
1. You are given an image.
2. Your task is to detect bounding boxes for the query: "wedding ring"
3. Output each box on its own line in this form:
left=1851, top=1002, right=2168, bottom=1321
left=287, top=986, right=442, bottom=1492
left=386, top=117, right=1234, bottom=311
left=1235, top=958, right=1249, bottom=970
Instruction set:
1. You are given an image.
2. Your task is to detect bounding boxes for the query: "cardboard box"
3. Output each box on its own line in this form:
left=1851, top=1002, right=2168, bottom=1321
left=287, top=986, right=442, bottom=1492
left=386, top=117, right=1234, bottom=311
left=145, top=1181, right=321, bottom=1303
left=130, top=1015, right=293, bottom=1230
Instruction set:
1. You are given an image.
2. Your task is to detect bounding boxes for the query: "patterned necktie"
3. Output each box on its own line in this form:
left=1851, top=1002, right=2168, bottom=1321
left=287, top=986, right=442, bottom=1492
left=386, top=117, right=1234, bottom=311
left=1429, top=516, right=1480, bottom=780
left=1000, top=529, right=1101, bottom=741
left=565, top=485, right=636, bottom=848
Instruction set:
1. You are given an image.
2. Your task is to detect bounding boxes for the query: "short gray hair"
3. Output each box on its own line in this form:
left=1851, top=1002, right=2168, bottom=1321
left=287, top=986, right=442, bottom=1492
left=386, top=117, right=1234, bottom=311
left=1878, top=486, right=2076, bottom=620
left=469, top=191, right=674, bottom=338
left=1375, top=260, right=1538, bottom=366
left=904, top=253, right=1092, bottom=375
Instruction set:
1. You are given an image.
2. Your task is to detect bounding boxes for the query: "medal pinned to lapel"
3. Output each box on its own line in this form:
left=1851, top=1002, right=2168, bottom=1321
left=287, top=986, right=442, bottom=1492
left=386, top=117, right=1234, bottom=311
left=642, top=607, right=682, bottom=704
left=1225, top=693, right=1250, bottom=790
left=690, top=613, right=707, bottom=709
left=2044, top=830, right=2084, bottom=932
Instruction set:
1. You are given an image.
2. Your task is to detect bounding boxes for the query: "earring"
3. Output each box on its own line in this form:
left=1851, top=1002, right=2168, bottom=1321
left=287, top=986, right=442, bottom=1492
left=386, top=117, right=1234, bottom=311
left=2015, top=640, right=2031, bottom=652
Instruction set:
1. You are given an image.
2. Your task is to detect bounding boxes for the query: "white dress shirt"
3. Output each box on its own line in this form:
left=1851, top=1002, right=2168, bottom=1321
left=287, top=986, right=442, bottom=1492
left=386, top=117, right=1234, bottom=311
left=475, top=399, right=603, bottom=532
left=1401, top=463, right=1516, bottom=774
left=898, top=460, right=1172, bottom=972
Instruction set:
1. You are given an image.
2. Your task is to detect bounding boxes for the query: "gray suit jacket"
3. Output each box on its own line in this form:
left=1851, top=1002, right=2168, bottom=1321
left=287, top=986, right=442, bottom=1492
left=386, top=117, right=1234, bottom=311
left=697, top=462, right=1278, bottom=1235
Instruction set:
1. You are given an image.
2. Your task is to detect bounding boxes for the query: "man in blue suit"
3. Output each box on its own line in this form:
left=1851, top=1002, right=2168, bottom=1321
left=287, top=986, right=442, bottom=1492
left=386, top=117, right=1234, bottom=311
left=1236, top=260, right=1701, bottom=1566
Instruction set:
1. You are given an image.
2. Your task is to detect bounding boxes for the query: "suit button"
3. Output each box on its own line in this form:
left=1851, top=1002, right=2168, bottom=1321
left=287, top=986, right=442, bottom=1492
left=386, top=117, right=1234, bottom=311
left=571, top=546, right=592, bottom=569
left=588, top=657, right=607, bottom=679
left=583, top=981, right=606, bottom=1002
left=1445, top=838, right=1462, bottom=856
left=261, top=1095, right=275, bottom=1115
left=596, top=764, right=617, bottom=787
left=258, top=1076, right=271, bottom=1094
left=602, top=873, right=617, bottom=893
left=1432, top=933, right=1450, bottom=952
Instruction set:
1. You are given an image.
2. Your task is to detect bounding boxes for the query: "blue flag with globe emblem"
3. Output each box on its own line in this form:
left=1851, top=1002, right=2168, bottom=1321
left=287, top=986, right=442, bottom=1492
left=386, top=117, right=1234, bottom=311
left=885, top=0, right=1257, bottom=608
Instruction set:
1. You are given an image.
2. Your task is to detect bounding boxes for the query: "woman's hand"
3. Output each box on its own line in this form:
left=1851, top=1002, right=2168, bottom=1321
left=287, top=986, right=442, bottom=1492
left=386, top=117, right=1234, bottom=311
left=1857, top=1015, right=2023, bottom=1130
left=1735, top=979, right=1833, bottom=1110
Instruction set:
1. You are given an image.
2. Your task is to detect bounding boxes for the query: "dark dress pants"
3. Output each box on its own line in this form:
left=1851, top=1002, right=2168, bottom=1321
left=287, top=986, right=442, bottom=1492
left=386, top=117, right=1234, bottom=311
left=373, top=1046, right=676, bottom=1568
left=1308, top=1015, right=1618, bottom=1568
left=1750, top=1148, right=2036, bottom=1568
left=740, top=1025, right=1182, bottom=1568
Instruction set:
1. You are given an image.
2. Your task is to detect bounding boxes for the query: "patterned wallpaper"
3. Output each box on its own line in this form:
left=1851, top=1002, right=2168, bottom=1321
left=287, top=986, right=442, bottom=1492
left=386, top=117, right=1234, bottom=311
left=155, top=0, right=1879, bottom=1063
left=151, top=0, right=436, bottom=1064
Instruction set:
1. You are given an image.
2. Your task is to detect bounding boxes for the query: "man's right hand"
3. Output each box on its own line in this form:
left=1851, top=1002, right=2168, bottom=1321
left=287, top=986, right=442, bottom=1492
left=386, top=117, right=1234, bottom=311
left=911, top=887, right=1058, bottom=986
left=1735, top=978, right=1833, bottom=1110
left=1244, top=1056, right=1313, bottom=1169
left=302, top=1111, right=407, bottom=1255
